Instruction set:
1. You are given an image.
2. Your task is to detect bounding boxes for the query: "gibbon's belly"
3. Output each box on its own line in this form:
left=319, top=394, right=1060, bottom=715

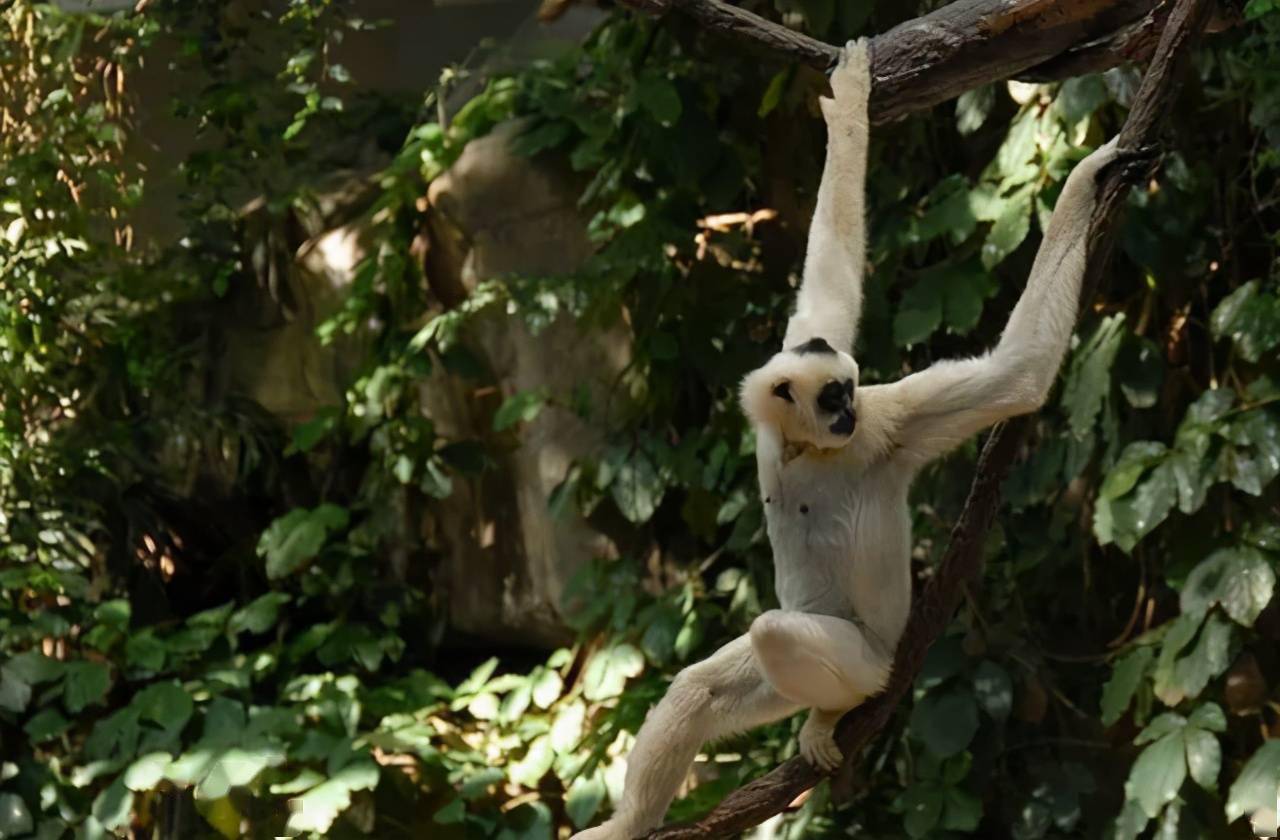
left=761, top=468, right=913, bottom=646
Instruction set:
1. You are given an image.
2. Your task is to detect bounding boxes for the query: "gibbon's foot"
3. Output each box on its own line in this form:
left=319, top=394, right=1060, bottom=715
left=1097, top=143, right=1160, bottom=187
left=799, top=712, right=843, bottom=773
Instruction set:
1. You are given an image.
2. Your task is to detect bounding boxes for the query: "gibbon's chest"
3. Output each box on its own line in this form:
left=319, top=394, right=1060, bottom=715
left=759, top=450, right=870, bottom=553
left=757, top=447, right=913, bottom=622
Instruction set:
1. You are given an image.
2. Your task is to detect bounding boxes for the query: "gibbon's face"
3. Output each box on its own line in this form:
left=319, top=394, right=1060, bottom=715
left=741, top=337, right=860, bottom=450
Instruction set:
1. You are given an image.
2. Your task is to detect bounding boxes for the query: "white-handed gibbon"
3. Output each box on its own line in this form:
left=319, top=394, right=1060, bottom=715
left=573, top=37, right=1128, bottom=840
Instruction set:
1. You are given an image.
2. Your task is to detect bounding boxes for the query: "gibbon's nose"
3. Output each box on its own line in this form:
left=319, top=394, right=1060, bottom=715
left=829, top=407, right=856, bottom=437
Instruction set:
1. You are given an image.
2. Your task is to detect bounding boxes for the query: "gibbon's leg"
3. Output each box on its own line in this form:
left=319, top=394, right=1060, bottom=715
left=783, top=38, right=871, bottom=355
left=749, top=610, right=892, bottom=771
left=570, top=635, right=799, bottom=840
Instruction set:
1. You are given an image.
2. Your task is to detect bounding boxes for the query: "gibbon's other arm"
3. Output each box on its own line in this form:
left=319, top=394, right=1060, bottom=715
left=783, top=39, right=871, bottom=356
left=881, top=137, right=1123, bottom=468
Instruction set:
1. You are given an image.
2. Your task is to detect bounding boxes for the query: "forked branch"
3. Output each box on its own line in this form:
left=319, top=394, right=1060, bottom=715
left=615, top=0, right=1233, bottom=124
left=633, top=0, right=1218, bottom=836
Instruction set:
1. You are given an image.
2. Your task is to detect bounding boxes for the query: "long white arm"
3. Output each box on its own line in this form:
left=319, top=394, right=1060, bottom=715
left=783, top=40, right=871, bottom=355
left=880, top=137, right=1122, bottom=468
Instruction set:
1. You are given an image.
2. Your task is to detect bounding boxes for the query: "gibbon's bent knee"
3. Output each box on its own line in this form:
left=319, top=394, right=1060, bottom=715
left=748, top=610, right=792, bottom=663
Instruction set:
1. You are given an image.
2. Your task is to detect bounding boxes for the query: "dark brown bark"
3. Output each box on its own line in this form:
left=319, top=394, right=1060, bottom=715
left=632, top=0, right=1217, bottom=836
left=613, top=0, right=1229, bottom=125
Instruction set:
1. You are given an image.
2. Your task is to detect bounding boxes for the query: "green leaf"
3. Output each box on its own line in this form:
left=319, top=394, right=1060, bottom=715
left=530, top=667, right=562, bottom=710
left=509, top=735, right=555, bottom=788
left=493, top=389, right=549, bottom=432
left=1061, top=315, right=1125, bottom=437
left=1183, top=728, right=1220, bottom=791
left=911, top=690, right=979, bottom=758
left=501, top=801, right=553, bottom=840
left=981, top=186, right=1032, bottom=269
left=915, top=175, right=979, bottom=244
left=1116, top=335, right=1164, bottom=409
left=287, top=408, right=339, bottom=454
left=758, top=69, right=790, bottom=118
left=91, top=778, right=134, bottom=831
left=1226, top=740, right=1280, bottom=821
left=610, top=455, right=668, bottom=525
left=0, top=671, right=31, bottom=713
left=5, top=651, right=65, bottom=684
left=135, top=681, right=194, bottom=732
left=550, top=700, right=585, bottom=754
left=229, top=592, right=291, bottom=636
left=460, top=767, right=505, bottom=800
left=635, top=76, right=682, bottom=126
left=901, top=784, right=944, bottom=838
left=125, top=631, right=166, bottom=673
left=1211, top=280, right=1280, bottom=362
left=894, top=283, right=942, bottom=347
left=124, top=752, right=174, bottom=792
left=1181, top=547, right=1275, bottom=627
left=195, top=744, right=287, bottom=800
left=1188, top=702, right=1227, bottom=733
left=1247, top=0, right=1280, bottom=19
left=582, top=642, right=644, bottom=701
left=1100, top=442, right=1169, bottom=500
left=1112, top=800, right=1150, bottom=840
left=270, top=769, right=325, bottom=795
left=1101, top=646, right=1154, bottom=726
left=285, top=759, right=380, bottom=834
left=63, top=660, right=111, bottom=713
left=25, top=707, right=71, bottom=742
left=972, top=661, right=1012, bottom=721
left=434, top=798, right=466, bottom=825
left=1125, top=733, right=1186, bottom=818
left=0, top=794, right=33, bottom=837
left=956, top=85, right=995, bottom=135
left=566, top=770, right=607, bottom=828
left=1096, top=457, right=1178, bottom=552
left=1136, top=712, right=1187, bottom=745
left=94, top=599, right=131, bottom=629
left=258, top=504, right=349, bottom=580
left=942, top=787, right=983, bottom=831
left=1153, top=613, right=1232, bottom=706
left=1056, top=75, right=1109, bottom=124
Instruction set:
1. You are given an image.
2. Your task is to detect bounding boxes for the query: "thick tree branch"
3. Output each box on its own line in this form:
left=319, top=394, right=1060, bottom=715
left=639, top=0, right=1216, bottom=836
left=615, top=0, right=1232, bottom=124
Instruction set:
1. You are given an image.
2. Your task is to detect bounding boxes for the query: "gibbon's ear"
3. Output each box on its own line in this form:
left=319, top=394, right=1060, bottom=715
left=772, top=381, right=794, bottom=403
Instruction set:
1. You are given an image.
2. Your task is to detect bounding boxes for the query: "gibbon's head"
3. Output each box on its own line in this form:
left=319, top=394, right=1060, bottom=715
left=740, top=336, right=859, bottom=450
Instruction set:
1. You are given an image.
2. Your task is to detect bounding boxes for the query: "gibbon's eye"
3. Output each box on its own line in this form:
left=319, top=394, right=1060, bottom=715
left=817, top=380, right=848, bottom=413
left=772, top=381, right=794, bottom=403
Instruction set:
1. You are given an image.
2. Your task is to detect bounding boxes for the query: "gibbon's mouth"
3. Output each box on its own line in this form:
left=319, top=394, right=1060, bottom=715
left=828, top=408, right=856, bottom=437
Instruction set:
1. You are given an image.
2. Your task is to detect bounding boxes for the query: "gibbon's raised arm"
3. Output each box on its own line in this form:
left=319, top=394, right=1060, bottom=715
left=782, top=42, right=871, bottom=356
left=881, top=137, right=1122, bottom=468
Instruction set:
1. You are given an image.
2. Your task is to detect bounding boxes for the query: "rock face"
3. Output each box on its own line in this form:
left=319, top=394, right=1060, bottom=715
left=217, top=120, right=627, bottom=647
left=220, top=221, right=373, bottom=424
left=423, top=120, right=629, bottom=647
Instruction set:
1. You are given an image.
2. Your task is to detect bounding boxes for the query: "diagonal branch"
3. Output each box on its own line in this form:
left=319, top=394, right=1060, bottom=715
left=616, top=0, right=1233, bottom=125
left=638, top=0, right=1218, bottom=836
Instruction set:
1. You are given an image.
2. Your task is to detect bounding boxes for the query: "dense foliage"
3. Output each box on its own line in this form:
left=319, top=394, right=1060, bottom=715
left=2, top=0, right=1279, bottom=837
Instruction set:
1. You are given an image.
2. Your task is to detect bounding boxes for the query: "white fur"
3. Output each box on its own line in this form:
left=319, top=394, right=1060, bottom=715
left=571, top=38, right=1120, bottom=840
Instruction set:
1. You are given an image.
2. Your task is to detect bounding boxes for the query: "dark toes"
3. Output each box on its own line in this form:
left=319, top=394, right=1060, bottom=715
left=1098, top=143, right=1162, bottom=187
